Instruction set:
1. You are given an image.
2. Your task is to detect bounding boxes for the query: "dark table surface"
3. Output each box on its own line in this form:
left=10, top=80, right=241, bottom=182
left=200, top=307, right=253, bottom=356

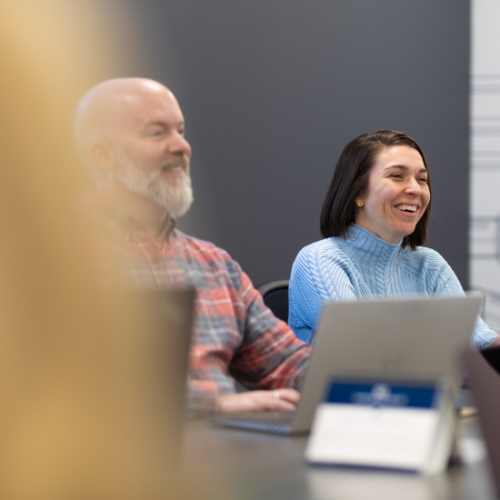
left=180, top=417, right=497, bottom=500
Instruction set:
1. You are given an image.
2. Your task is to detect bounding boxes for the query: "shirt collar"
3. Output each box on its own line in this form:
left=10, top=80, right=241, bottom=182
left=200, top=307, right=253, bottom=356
left=103, top=204, right=177, bottom=243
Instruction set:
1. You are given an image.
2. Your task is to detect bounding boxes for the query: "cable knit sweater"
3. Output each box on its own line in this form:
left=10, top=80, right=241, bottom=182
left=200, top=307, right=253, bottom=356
left=289, top=224, right=497, bottom=349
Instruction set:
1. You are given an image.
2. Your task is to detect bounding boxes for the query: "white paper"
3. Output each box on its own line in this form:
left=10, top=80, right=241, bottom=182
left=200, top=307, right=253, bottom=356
left=305, top=403, right=441, bottom=471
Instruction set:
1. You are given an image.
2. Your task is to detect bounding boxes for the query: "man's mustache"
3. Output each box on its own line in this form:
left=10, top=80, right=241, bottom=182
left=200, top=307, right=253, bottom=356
left=161, top=154, right=190, bottom=170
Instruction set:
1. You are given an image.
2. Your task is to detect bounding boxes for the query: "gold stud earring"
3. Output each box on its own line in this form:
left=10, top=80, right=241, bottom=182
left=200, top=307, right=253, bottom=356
left=355, top=199, right=364, bottom=207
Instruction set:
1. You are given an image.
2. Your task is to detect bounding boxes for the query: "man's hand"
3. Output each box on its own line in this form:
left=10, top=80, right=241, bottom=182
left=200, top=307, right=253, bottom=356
left=217, top=389, right=300, bottom=414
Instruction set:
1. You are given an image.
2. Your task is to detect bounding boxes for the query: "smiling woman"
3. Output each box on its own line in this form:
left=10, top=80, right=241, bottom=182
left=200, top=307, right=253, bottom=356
left=288, top=129, right=499, bottom=350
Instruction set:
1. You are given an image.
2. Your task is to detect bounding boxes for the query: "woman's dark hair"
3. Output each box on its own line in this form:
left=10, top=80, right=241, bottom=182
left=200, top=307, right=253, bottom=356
left=319, top=129, right=432, bottom=250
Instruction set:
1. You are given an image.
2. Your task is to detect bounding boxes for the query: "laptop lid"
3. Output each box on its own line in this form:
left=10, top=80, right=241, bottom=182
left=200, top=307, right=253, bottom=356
left=292, top=293, right=483, bottom=432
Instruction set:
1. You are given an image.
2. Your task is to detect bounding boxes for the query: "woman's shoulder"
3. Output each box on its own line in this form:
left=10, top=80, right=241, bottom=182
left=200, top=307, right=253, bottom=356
left=291, top=236, right=355, bottom=310
left=404, top=245, right=447, bottom=261
left=400, top=245, right=452, bottom=274
left=402, top=246, right=464, bottom=294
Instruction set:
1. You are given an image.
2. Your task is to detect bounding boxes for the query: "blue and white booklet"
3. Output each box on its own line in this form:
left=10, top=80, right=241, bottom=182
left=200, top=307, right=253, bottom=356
left=305, top=376, right=455, bottom=474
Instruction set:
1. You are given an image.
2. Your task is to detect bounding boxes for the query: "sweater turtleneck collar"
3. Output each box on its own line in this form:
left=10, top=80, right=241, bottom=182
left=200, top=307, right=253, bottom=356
left=344, top=224, right=402, bottom=268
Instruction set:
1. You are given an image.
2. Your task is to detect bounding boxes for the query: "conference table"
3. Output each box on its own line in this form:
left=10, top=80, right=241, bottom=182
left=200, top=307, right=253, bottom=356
left=181, top=415, right=497, bottom=500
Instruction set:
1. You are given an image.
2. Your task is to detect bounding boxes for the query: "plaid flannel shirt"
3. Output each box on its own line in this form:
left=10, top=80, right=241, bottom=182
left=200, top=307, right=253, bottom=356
left=102, top=210, right=311, bottom=412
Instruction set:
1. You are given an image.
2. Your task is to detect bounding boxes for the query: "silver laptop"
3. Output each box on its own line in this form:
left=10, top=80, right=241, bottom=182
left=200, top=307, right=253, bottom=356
left=211, top=293, right=483, bottom=434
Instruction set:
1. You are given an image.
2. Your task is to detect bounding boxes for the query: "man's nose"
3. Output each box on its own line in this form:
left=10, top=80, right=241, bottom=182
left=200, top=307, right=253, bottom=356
left=168, top=132, right=192, bottom=157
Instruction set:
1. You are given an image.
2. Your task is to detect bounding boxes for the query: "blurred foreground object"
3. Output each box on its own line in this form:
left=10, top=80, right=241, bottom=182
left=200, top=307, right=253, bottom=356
left=0, top=2, right=225, bottom=499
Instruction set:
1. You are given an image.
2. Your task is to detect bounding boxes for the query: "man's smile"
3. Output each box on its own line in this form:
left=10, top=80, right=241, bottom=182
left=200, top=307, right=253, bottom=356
left=162, top=164, right=185, bottom=177
left=160, top=157, right=190, bottom=179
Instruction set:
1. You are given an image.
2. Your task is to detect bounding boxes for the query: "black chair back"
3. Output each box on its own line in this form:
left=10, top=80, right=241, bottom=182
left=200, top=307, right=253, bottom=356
left=256, top=280, right=289, bottom=323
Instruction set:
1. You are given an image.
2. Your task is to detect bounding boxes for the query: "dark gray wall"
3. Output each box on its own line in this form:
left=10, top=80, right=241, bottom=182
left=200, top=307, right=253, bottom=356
left=111, top=0, right=471, bottom=287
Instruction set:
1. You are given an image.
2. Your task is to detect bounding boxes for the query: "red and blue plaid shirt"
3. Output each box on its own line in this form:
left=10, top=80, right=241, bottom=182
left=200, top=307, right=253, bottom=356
left=102, top=209, right=311, bottom=412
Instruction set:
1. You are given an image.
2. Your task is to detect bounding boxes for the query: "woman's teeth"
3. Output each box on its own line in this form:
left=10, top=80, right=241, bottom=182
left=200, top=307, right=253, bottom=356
left=396, top=205, right=417, bottom=212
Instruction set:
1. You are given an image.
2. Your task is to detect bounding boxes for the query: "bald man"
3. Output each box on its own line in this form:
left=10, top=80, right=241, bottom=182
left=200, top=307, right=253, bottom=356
left=75, top=78, right=311, bottom=414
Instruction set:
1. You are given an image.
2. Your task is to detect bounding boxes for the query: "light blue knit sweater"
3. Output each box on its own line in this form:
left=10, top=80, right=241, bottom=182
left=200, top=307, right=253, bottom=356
left=289, top=224, right=497, bottom=349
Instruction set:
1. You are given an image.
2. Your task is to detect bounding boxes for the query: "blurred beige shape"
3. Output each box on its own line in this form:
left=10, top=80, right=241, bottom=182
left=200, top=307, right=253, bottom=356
left=0, top=2, right=226, bottom=499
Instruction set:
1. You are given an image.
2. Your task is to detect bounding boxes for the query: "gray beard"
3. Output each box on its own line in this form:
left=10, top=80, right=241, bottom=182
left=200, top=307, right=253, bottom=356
left=114, top=149, right=193, bottom=218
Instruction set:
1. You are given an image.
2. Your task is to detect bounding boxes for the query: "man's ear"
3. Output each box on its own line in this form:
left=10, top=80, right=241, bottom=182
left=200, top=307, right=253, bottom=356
left=89, top=142, right=115, bottom=172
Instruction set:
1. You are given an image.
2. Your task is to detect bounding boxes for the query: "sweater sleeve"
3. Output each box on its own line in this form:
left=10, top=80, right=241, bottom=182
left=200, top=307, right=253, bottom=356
left=429, top=251, right=498, bottom=350
left=289, top=241, right=357, bottom=343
